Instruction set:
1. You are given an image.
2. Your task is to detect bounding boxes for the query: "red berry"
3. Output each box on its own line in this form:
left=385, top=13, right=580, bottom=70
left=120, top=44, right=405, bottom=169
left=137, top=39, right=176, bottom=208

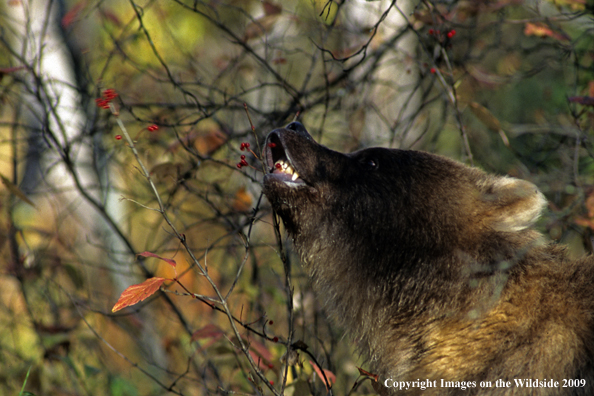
left=244, top=142, right=250, bottom=149
left=268, top=363, right=274, bottom=369
left=102, top=89, right=118, bottom=101
left=269, top=380, right=274, bottom=385
left=148, top=124, right=159, bottom=131
left=430, top=67, right=436, bottom=74
left=447, top=30, right=456, bottom=38
left=272, top=336, right=278, bottom=343
left=115, top=135, right=122, bottom=140
left=240, top=155, right=246, bottom=160
left=428, top=29, right=434, bottom=35
left=236, top=163, right=243, bottom=169
left=240, top=159, right=248, bottom=166
left=268, top=320, right=273, bottom=325
left=275, top=163, right=282, bottom=169
left=267, top=143, right=276, bottom=148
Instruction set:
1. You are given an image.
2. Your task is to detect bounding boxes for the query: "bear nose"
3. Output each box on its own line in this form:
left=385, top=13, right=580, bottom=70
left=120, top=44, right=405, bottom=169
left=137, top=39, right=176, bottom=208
left=286, top=121, right=304, bottom=131
left=285, top=122, right=312, bottom=139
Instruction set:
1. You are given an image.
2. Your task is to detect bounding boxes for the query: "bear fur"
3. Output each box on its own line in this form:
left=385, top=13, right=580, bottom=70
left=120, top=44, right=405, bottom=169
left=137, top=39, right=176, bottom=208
left=262, top=122, right=594, bottom=395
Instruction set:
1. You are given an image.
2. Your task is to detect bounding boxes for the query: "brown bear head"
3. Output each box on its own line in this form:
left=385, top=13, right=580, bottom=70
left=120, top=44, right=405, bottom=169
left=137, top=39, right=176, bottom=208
left=262, top=121, right=548, bottom=371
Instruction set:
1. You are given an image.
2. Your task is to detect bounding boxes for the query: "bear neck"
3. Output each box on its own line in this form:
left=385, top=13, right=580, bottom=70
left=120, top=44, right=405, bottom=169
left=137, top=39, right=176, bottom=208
left=285, top=212, right=549, bottom=372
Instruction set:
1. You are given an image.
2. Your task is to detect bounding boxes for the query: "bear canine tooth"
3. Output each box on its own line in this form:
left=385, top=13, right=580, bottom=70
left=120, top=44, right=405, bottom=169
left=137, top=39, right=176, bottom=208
left=291, top=172, right=299, bottom=181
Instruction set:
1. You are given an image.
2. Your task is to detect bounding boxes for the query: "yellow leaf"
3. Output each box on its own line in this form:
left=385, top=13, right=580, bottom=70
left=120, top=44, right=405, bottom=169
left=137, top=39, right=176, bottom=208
left=468, top=102, right=501, bottom=132
left=0, top=173, right=36, bottom=208
left=547, top=0, right=586, bottom=11
left=467, top=102, right=510, bottom=147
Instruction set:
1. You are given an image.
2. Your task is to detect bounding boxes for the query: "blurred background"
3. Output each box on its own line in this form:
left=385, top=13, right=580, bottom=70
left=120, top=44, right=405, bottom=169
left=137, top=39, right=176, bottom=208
left=0, top=0, right=592, bottom=395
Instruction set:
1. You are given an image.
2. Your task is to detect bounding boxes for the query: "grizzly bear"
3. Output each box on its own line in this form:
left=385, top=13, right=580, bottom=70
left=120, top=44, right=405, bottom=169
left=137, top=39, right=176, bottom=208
left=262, top=122, right=594, bottom=395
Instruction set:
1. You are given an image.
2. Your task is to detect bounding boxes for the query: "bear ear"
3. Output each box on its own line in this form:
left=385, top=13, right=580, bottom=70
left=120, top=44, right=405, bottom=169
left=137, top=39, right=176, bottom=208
left=481, top=177, right=547, bottom=232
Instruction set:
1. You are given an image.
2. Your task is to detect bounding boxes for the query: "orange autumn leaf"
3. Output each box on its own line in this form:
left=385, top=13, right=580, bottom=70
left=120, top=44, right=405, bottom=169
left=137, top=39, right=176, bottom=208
left=232, top=186, right=253, bottom=212
left=112, top=277, right=165, bottom=312
left=195, top=130, right=226, bottom=156
left=309, top=361, right=336, bottom=390
left=524, top=22, right=568, bottom=41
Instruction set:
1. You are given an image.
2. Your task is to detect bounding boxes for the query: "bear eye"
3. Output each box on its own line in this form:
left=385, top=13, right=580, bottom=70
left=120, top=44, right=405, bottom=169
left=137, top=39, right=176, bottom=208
left=362, top=158, right=378, bottom=170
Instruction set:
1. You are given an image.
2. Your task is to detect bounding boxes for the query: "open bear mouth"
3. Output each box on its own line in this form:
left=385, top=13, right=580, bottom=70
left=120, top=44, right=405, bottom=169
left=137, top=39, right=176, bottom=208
left=265, top=132, right=305, bottom=185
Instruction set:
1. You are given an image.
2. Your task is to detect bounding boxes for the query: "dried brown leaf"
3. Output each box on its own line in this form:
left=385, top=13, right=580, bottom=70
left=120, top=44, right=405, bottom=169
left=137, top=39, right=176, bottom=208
left=243, top=14, right=280, bottom=41
left=191, top=324, right=225, bottom=341
left=136, top=251, right=177, bottom=268
left=357, top=366, right=379, bottom=381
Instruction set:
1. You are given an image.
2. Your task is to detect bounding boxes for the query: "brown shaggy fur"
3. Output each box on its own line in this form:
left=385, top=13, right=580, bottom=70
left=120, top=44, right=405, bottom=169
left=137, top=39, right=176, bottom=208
left=262, top=122, right=594, bottom=395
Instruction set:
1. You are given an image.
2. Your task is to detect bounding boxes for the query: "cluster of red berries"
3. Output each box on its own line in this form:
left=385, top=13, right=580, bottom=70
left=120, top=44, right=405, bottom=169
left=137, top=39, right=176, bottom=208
left=235, top=141, right=280, bottom=169
left=96, top=88, right=118, bottom=109
left=147, top=124, right=159, bottom=132
left=236, top=155, right=248, bottom=169
left=237, top=142, right=252, bottom=168
left=428, top=28, right=456, bottom=39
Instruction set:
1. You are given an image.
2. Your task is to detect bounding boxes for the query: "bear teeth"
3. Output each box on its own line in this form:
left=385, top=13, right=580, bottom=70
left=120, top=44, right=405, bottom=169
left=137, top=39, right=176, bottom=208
left=275, top=160, right=292, bottom=174
left=274, top=160, right=300, bottom=181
